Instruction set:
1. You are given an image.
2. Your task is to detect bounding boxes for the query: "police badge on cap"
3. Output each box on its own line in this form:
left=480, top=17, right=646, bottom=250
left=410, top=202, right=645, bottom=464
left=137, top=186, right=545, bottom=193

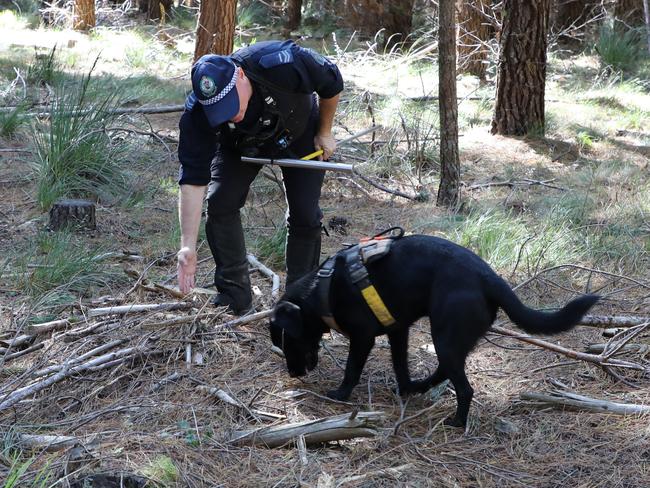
left=199, top=76, right=218, bottom=97
left=190, top=55, right=240, bottom=128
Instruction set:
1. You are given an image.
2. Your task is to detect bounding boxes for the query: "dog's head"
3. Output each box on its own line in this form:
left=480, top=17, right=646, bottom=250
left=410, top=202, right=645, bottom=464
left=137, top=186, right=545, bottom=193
left=270, top=300, right=319, bottom=377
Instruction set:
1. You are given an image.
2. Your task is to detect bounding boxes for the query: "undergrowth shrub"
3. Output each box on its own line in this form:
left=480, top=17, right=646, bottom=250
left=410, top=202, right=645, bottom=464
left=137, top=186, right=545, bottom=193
left=30, top=63, right=129, bottom=210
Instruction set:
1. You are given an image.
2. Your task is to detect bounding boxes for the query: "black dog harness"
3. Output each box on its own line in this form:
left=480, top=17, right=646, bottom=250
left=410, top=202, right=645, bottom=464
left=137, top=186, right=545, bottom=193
left=317, top=227, right=404, bottom=333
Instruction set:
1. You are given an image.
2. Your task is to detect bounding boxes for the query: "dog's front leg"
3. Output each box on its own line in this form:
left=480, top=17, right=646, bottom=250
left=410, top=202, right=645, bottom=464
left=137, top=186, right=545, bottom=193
left=327, top=336, right=375, bottom=401
left=387, top=330, right=414, bottom=395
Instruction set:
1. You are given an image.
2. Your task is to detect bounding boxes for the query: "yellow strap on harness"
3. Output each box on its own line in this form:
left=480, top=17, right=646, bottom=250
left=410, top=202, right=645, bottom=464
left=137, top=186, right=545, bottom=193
left=360, top=284, right=396, bottom=326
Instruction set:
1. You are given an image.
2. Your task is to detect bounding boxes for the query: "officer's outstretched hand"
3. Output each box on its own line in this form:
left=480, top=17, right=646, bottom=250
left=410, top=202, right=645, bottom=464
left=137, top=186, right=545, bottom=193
left=314, top=133, right=337, bottom=161
left=177, top=247, right=197, bottom=294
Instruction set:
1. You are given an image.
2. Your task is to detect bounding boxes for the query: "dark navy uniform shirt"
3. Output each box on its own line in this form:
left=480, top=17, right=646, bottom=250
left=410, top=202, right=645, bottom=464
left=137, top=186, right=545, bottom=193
left=178, top=41, right=344, bottom=186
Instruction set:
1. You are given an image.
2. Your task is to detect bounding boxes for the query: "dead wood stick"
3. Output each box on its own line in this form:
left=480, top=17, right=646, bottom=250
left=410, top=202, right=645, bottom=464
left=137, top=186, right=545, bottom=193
left=25, top=318, right=74, bottom=335
left=86, top=302, right=192, bottom=318
left=14, top=433, right=80, bottom=452
left=141, top=312, right=216, bottom=329
left=202, top=309, right=274, bottom=334
left=59, top=319, right=117, bottom=342
left=491, top=326, right=646, bottom=372
left=520, top=390, right=650, bottom=415
left=586, top=343, right=649, bottom=355
left=337, top=464, right=414, bottom=485
left=197, top=385, right=285, bottom=420
left=247, top=254, right=281, bottom=298
left=2, top=343, right=45, bottom=362
left=229, top=411, right=385, bottom=447
left=0, top=334, right=34, bottom=349
left=578, top=315, right=650, bottom=328
left=32, top=339, right=128, bottom=378
left=351, top=167, right=419, bottom=201
left=0, top=347, right=141, bottom=412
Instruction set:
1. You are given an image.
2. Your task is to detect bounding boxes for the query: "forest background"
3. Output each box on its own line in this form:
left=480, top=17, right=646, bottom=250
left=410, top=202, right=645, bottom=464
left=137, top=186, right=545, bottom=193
left=0, top=0, right=649, bottom=486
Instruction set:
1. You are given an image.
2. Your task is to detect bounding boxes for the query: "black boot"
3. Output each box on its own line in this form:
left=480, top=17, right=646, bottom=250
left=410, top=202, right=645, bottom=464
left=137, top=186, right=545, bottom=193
left=205, top=212, right=253, bottom=315
left=285, top=225, right=322, bottom=287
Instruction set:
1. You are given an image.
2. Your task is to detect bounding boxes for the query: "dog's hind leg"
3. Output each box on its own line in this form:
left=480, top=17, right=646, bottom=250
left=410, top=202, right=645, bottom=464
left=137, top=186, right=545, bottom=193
left=432, top=292, right=492, bottom=427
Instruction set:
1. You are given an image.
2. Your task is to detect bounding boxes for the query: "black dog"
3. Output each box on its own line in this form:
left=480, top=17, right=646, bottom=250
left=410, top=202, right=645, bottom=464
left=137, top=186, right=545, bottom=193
left=270, top=235, right=598, bottom=427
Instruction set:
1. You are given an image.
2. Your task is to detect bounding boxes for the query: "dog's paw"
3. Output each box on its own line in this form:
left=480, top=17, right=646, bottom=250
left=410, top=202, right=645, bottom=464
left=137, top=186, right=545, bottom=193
left=326, top=389, right=350, bottom=401
left=443, top=416, right=466, bottom=428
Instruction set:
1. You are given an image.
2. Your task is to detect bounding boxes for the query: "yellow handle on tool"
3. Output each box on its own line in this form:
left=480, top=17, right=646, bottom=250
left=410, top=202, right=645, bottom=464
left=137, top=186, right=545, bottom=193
left=301, top=149, right=324, bottom=160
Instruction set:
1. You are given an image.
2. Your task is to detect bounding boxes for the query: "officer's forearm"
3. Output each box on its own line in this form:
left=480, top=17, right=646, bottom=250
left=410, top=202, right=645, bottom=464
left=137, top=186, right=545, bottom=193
left=317, top=94, right=340, bottom=135
left=179, top=184, right=207, bottom=250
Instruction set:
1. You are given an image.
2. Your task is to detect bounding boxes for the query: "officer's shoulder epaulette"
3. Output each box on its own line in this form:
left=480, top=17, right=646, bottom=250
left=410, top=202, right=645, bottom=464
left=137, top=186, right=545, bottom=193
left=258, top=49, right=294, bottom=69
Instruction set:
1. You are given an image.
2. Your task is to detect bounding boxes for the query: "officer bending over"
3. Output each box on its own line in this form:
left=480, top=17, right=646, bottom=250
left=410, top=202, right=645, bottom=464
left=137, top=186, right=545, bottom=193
left=176, top=40, right=344, bottom=315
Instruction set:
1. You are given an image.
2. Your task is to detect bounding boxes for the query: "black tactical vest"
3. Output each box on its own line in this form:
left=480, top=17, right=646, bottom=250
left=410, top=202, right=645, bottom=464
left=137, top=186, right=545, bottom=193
left=228, top=41, right=314, bottom=157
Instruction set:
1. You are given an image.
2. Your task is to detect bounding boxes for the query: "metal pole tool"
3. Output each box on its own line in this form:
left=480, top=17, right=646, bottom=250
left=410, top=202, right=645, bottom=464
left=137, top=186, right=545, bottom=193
left=240, top=126, right=378, bottom=173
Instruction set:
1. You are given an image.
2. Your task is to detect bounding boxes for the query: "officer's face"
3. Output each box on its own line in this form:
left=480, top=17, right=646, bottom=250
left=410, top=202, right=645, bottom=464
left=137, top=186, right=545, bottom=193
left=230, top=68, right=252, bottom=123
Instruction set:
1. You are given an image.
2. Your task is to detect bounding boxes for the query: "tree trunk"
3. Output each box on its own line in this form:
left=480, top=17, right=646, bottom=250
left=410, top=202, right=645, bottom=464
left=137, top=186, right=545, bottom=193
left=48, top=199, right=96, bottom=231
left=437, top=0, right=460, bottom=207
left=194, top=0, right=237, bottom=61
left=73, top=0, right=95, bottom=30
left=491, top=0, right=551, bottom=136
left=344, top=0, right=384, bottom=39
left=384, top=0, right=416, bottom=48
left=615, top=0, right=643, bottom=25
left=457, top=0, right=491, bottom=80
left=147, top=0, right=172, bottom=21
left=556, top=0, right=586, bottom=29
left=286, top=0, right=303, bottom=31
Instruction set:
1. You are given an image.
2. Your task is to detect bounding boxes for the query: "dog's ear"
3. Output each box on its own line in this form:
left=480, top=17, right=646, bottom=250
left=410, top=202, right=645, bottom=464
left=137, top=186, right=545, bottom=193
left=271, top=301, right=303, bottom=338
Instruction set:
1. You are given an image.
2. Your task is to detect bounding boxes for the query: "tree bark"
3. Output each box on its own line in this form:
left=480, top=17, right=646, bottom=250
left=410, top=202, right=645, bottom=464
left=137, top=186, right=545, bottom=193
left=147, top=0, right=172, bottom=21
left=344, top=0, right=384, bottom=40
left=194, top=0, right=237, bottom=60
left=73, top=0, right=95, bottom=30
left=437, top=0, right=461, bottom=207
left=286, top=0, right=303, bottom=31
left=384, top=0, right=416, bottom=48
left=457, top=0, right=491, bottom=80
left=555, top=0, right=586, bottom=30
left=48, top=199, right=96, bottom=231
left=491, top=0, right=551, bottom=136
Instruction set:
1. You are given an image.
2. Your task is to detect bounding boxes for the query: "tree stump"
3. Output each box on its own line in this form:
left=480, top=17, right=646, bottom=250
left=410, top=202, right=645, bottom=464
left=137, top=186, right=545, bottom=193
left=48, top=199, right=96, bottom=231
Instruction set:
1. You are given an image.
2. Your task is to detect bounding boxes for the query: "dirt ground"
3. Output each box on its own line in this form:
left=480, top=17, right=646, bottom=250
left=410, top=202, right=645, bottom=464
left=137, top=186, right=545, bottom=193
left=1, top=20, right=650, bottom=488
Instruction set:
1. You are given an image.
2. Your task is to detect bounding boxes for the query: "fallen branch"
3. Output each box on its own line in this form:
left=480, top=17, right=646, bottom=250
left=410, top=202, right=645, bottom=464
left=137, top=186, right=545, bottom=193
left=490, top=325, right=648, bottom=374
left=0, top=346, right=143, bottom=412
left=197, top=385, right=284, bottom=420
left=87, top=302, right=192, bottom=318
left=25, top=318, right=73, bottom=336
left=520, top=390, right=650, bottom=416
left=14, top=433, right=80, bottom=452
left=586, top=343, right=649, bottom=355
left=579, top=315, right=650, bottom=328
left=229, top=411, right=385, bottom=447
left=202, top=309, right=274, bottom=335
left=247, top=254, right=281, bottom=298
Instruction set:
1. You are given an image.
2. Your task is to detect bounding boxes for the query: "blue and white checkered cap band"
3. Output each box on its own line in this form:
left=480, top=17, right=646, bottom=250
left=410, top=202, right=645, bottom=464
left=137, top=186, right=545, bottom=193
left=198, top=69, right=237, bottom=106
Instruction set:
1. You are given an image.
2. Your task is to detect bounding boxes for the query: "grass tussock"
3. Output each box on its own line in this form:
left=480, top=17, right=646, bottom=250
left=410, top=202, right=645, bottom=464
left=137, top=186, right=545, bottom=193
left=30, top=63, right=130, bottom=210
left=10, top=231, right=121, bottom=304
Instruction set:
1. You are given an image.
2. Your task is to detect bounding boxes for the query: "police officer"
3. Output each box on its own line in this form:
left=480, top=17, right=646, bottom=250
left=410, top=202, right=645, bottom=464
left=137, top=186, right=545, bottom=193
left=176, top=40, right=344, bottom=315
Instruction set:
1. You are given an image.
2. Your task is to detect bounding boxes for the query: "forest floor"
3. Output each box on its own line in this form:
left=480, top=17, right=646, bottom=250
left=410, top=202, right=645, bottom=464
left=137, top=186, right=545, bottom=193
left=1, top=7, right=649, bottom=488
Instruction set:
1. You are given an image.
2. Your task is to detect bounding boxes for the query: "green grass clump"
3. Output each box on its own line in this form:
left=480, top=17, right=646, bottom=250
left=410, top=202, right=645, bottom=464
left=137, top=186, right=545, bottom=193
left=141, top=455, right=179, bottom=485
left=27, top=46, right=63, bottom=86
left=251, top=226, right=287, bottom=270
left=596, top=23, right=642, bottom=72
left=0, top=102, right=28, bottom=138
left=11, top=231, right=119, bottom=303
left=30, top=65, right=130, bottom=210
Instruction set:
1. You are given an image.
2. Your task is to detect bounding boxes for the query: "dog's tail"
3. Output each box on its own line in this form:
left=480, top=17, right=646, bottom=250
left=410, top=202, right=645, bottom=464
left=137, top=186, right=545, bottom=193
left=490, top=277, right=599, bottom=334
